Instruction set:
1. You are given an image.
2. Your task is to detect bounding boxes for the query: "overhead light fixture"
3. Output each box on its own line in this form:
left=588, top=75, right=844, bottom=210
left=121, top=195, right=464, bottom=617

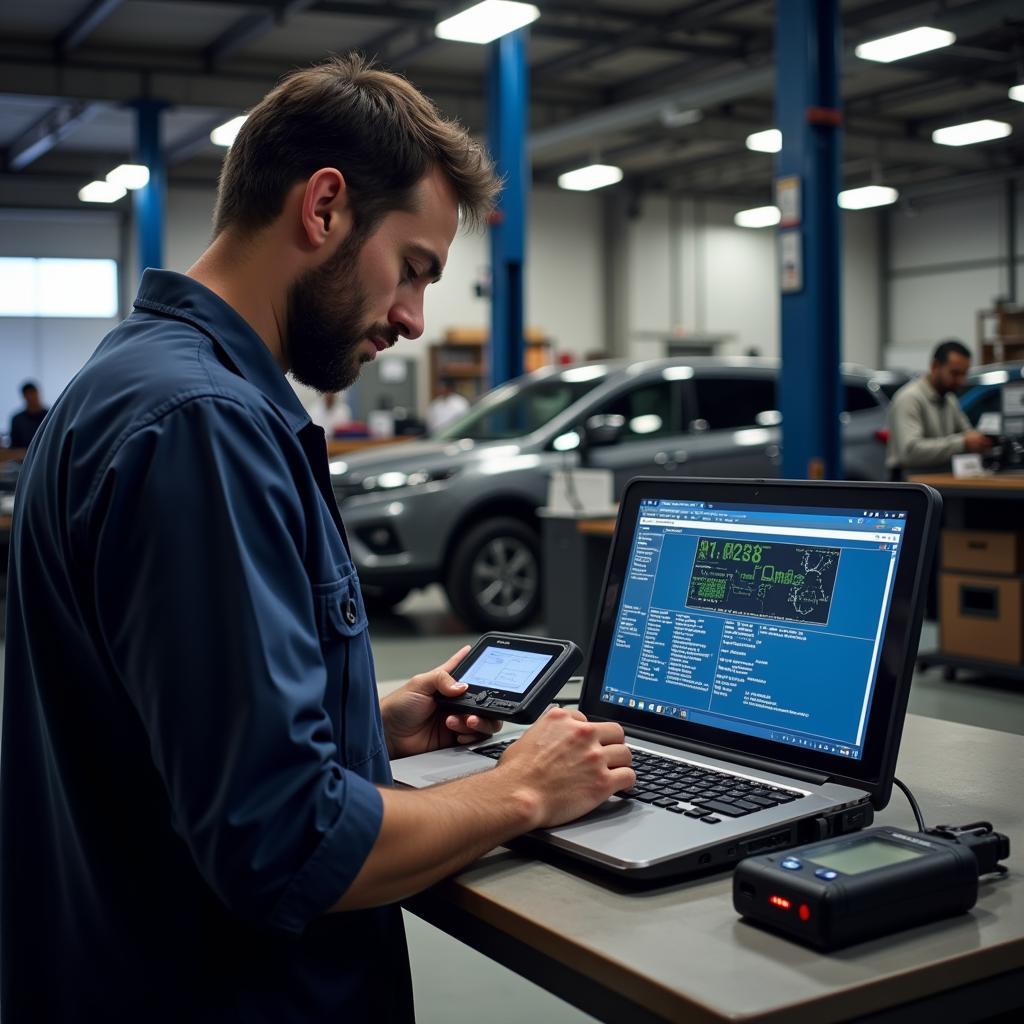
left=1009, top=84, right=1024, bottom=103
left=734, top=205, right=780, bottom=229
left=855, top=26, right=955, bottom=63
left=105, top=164, right=150, bottom=190
left=746, top=128, right=782, bottom=153
left=78, top=181, right=127, bottom=204
left=435, top=1, right=540, bottom=44
left=932, top=119, right=1012, bottom=147
left=210, top=115, right=247, bottom=148
left=838, top=185, right=899, bottom=210
left=557, top=164, right=623, bottom=192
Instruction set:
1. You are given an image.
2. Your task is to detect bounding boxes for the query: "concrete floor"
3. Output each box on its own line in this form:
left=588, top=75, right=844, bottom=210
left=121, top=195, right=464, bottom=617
left=2, top=586, right=1022, bottom=1023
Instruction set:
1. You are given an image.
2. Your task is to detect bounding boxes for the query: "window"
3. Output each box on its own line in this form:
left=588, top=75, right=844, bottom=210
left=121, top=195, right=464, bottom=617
left=591, top=382, right=678, bottom=438
left=844, top=384, right=880, bottom=414
left=694, top=377, right=776, bottom=430
left=0, top=258, right=118, bottom=318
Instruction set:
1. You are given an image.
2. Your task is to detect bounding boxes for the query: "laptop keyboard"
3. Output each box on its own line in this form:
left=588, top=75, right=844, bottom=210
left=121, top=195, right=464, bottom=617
left=473, top=742, right=804, bottom=824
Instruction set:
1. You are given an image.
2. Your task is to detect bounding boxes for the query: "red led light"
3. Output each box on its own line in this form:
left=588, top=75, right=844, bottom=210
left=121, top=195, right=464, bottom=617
left=799, top=904, right=811, bottom=922
left=768, top=895, right=791, bottom=910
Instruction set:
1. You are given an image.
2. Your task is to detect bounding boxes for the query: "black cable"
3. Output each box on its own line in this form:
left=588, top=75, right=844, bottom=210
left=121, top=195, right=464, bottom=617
left=892, top=776, right=927, bottom=831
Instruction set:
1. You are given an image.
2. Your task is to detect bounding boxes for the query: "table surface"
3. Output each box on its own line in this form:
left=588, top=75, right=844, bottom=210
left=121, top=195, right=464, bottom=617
left=406, top=714, right=1022, bottom=1024
left=908, top=472, right=1024, bottom=492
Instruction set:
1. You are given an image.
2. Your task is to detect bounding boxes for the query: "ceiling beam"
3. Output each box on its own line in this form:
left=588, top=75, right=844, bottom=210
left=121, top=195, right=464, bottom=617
left=55, top=0, right=125, bottom=56
left=204, top=0, right=320, bottom=69
left=533, top=0, right=753, bottom=80
left=4, top=101, right=102, bottom=172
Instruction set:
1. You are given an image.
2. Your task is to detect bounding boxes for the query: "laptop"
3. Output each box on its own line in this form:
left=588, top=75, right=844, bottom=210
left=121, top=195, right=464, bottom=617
left=392, top=477, right=941, bottom=880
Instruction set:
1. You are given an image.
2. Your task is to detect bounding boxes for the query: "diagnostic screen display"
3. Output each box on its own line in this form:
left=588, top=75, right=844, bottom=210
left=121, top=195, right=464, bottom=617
left=599, top=498, right=907, bottom=759
left=461, top=647, right=554, bottom=695
left=810, top=838, right=925, bottom=875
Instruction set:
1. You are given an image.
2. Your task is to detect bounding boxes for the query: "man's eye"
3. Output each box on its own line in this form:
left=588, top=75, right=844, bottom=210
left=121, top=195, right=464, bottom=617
left=403, top=262, right=418, bottom=282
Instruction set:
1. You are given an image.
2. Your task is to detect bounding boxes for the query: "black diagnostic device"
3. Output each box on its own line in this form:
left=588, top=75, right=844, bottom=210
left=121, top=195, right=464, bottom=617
left=733, top=824, right=1009, bottom=950
left=436, top=633, right=581, bottom=724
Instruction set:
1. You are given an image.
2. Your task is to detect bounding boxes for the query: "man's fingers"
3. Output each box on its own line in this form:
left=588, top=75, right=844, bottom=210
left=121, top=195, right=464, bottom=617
left=609, top=766, right=637, bottom=792
left=604, top=743, right=633, bottom=769
left=588, top=721, right=627, bottom=746
left=436, top=645, right=471, bottom=674
left=445, top=714, right=502, bottom=736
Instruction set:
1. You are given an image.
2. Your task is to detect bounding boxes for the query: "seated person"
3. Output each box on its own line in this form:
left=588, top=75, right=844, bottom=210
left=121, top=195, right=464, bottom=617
left=886, top=339, right=991, bottom=478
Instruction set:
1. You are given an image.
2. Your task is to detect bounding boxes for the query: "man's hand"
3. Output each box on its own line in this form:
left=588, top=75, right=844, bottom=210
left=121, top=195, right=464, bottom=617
left=381, top=646, right=502, bottom=758
left=964, top=430, right=993, bottom=454
left=493, top=707, right=635, bottom=829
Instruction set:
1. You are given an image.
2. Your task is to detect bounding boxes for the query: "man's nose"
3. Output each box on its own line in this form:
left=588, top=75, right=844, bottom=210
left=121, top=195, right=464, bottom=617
left=389, top=297, right=424, bottom=341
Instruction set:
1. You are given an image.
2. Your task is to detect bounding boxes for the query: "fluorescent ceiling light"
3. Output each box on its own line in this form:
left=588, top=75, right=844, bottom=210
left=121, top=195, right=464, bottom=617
left=78, top=180, right=127, bottom=204
left=932, top=119, right=1011, bottom=147
left=855, top=26, right=955, bottom=63
left=1009, top=84, right=1024, bottom=103
left=435, top=1, right=539, bottom=44
left=557, top=164, right=623, bottom=191
left=734, top=205, right=780, bottom=229
left=838, top=185, right=899, bottom=210
left=746, top=128, right=782, bottom=153
left=210, top=115, right=247, bottom=147
left=106, top=163, right=150, bottom=190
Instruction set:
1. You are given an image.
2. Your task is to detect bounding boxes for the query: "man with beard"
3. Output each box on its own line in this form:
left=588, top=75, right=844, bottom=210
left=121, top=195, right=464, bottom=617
left=1, top=56, right=635, bottom=1024
left=885, top=338, right=991, bottom=478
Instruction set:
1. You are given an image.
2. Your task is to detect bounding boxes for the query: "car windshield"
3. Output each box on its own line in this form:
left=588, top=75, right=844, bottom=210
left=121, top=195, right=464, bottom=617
left=437, top=374, right=607, bottom=441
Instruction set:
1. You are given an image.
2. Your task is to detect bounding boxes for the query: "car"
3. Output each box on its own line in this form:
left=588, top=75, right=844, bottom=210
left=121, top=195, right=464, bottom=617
left=330, top=357, right=906, bottom=631
left=959, top=362, right=1024, bottom=426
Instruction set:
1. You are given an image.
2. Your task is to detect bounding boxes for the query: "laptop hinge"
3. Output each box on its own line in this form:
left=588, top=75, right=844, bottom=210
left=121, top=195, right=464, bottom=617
left=626, top=724, right=830, bottom=786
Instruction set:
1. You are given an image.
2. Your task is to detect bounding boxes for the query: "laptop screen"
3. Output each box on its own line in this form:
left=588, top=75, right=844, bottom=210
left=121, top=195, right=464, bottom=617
left=598, top=497, right=908, bottom=761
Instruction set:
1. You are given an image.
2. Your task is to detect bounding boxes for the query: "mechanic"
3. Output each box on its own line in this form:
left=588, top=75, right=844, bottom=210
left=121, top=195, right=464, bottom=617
left=0, top=55, right=634, bottom=1023
left=886, top=339, right=992, bottom=478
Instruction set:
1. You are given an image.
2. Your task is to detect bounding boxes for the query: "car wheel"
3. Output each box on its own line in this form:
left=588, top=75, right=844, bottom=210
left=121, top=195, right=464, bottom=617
left=445, top=517, right=541, bottom=630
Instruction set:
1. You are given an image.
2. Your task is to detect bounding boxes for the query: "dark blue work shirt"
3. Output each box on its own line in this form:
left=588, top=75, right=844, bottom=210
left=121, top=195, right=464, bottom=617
left=1, top=270, right=413, bottom=1022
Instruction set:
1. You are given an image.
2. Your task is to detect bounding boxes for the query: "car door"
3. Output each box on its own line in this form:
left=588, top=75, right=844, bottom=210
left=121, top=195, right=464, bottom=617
left=681, top=373, right=782, bottom=477
left=577, top=378, right=688, bottom=495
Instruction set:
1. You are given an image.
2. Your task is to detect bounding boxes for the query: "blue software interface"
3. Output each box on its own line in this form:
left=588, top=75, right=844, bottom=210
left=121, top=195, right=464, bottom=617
left=599, top=499, right=907, bottom=760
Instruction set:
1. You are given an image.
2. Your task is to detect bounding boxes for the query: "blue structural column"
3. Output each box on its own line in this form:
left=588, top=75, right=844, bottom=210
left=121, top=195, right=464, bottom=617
left=134, top=99, right=166, bottom=280
left=487, top=30, right=528, bottom=388
left=775, top=1, right=843, bottom=479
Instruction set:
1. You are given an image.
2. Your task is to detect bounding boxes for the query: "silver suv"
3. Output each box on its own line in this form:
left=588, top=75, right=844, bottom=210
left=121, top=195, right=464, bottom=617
left=331, top=358, right=905, bottom=630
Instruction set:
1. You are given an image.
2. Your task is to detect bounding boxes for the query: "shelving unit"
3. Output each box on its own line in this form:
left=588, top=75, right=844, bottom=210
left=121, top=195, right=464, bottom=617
left=428, top=327, right=552, bottom=400
left=977, top=303, right=1024, bottom=364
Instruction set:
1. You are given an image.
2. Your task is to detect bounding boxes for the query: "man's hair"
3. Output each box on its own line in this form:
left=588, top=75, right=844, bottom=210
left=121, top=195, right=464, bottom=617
left=932, top=339, right=972, bottom=365
left=20, top=381, right=38, bottom=397
left=213, top=54, right=498, bottom=239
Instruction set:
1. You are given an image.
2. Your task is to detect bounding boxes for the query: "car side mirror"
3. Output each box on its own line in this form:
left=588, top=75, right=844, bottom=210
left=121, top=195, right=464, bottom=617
left=583, top=413, right=627, bottom=448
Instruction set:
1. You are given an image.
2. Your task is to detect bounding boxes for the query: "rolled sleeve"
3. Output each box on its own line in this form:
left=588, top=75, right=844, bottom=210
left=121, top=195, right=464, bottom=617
left=87, top=394, right=379, bottom=933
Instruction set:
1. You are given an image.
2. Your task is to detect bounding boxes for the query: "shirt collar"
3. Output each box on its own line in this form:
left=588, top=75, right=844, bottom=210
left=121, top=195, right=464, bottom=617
left=919, top=375, right=946, bottom=404
left=133, top=268, right=311, bottom=434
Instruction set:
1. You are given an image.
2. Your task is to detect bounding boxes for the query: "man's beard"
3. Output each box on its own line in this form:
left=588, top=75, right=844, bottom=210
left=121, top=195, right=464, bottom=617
left=285, top=235, right=398, bottom=393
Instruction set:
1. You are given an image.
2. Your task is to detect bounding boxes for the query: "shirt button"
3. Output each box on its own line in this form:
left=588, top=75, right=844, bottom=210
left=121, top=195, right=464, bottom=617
left=344, top=598, right=358, bottom=625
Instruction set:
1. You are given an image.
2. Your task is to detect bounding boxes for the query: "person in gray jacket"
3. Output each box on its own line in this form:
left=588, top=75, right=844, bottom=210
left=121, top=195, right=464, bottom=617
left=886, top=339, right=992, bottom=478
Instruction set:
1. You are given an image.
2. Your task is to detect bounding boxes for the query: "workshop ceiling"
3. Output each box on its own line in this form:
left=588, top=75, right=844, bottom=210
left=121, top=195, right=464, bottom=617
left=1, top=0, right=1022, bottom=210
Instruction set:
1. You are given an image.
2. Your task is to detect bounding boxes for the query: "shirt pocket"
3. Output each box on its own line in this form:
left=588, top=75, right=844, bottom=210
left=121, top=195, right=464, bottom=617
left=313, top=568, right=368, bottom=640
left=311, top=569, right=385, bottom=772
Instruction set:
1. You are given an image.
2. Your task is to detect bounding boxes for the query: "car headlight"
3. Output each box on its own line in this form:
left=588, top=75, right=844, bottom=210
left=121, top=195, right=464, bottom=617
left=358, top=467, right=459, bottom=492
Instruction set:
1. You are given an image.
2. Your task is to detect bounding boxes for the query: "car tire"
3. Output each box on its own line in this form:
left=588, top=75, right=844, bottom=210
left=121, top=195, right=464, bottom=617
left=445, top=517, right=541, bottom=630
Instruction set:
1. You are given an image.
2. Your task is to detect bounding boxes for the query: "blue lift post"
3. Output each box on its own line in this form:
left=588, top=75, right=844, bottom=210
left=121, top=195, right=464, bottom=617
left=134, top=99, right=166, bottom=280
left=775, top=1, right=843, bottom=480
left=487, top=29, right=528, bottom=389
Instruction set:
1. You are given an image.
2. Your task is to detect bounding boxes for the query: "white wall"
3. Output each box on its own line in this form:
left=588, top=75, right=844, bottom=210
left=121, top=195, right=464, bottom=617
left=886, top=186, right=1018, bottom=372
left=618, top=196, right=880, bottom=366
left=0, top=209, right=122, bottom=430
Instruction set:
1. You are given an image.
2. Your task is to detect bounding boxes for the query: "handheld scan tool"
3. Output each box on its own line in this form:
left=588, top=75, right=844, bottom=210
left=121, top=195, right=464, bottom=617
left=437, top=633, right=582, bottom=724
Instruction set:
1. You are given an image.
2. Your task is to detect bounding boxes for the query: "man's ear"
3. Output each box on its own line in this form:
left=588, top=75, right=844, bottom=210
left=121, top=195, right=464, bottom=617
left=299, top=168, right=353, bottom=252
